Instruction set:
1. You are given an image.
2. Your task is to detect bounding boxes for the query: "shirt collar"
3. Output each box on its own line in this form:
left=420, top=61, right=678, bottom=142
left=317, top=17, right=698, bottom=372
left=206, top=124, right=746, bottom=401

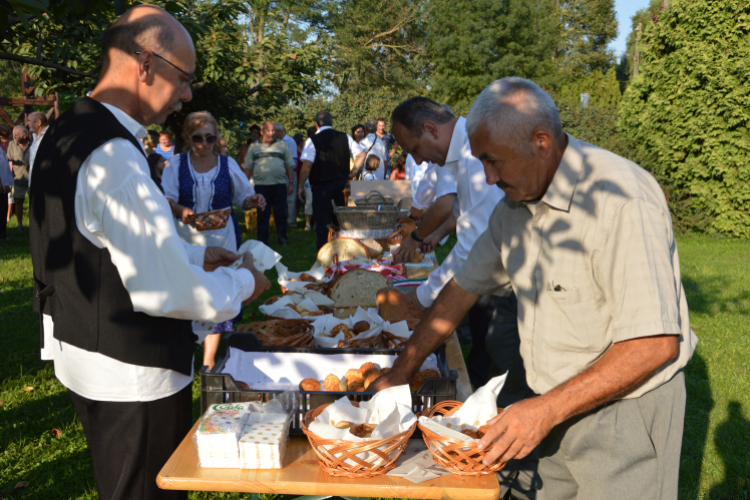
left=99, top=102, right=148, bottom=141
left=445, top=116, right=467, bottom=165
left=540, top=133, right=582, bottom=212
left=316, top=126, right=332, bottom=134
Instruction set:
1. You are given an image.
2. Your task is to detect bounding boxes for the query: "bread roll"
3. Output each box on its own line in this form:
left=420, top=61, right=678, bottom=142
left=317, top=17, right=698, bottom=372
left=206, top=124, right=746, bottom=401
left=420, top=369, right=440, bottom=379
left=299, top=378, right=321, bottom=391
left=363, top=371, right=380, bottom=389
left=324, top=374, right=341, bottom=392
left=353, top=321, right=370, bottom=334
left=235, top=381, right=250, bottom=390
left=359, top=362, right=379, bottom=375
left=344, top=369, right=363, bottom=386
left=317, top=239, right=368, bottom=268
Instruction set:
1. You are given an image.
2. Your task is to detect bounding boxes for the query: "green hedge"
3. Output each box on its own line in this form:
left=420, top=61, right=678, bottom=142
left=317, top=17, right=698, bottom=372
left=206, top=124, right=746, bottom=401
left=619, top=0, right=750, bottom=237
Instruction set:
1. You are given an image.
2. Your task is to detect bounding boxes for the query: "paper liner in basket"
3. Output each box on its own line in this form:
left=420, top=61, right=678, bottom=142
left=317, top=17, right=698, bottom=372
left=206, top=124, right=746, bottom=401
left=276, top=263, right=331, bottom=292
left=307, top=385, right=416, bottom=465
left=381, top=320, right=413, bottom=349
left=336, top=308, right=385, bottom=348
left=312, top=315, right=353, bottom=348
left=260, top=296, right=321, bottom=319
left=418, top=373, right=507, bottom=443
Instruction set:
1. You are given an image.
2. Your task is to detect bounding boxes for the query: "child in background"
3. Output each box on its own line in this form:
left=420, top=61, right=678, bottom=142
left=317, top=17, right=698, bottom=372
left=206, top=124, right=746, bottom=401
left=362, top=154, right=380, bottom=181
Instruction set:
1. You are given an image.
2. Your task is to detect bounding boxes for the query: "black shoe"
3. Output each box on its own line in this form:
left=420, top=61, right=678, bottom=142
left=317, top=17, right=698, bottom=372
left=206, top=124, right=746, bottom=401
left=278, top=237, right=289, bottom=246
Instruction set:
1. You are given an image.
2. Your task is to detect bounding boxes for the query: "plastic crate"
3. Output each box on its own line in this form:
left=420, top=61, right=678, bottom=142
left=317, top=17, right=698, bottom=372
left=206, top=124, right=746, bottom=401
left=201, top=332, right=458, bottom=436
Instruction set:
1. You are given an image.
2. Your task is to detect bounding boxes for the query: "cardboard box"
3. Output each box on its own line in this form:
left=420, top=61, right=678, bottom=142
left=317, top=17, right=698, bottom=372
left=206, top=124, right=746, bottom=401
left=349, top=180, right=412, bottom=209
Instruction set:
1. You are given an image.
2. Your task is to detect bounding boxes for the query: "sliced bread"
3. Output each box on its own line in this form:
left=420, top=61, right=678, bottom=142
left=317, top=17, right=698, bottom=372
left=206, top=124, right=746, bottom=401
left=329, top=269, right=391, bottom=309
left=317, top=238, right=369, bottom=268
left=360, top=238, right=383, bottom=258
left=377, top=287, right=423, bottom=323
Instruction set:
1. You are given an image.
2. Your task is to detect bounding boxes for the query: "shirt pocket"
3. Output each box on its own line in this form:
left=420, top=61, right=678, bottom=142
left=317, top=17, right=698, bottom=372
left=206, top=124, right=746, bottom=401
left=542, top=285, right=610, bottom=354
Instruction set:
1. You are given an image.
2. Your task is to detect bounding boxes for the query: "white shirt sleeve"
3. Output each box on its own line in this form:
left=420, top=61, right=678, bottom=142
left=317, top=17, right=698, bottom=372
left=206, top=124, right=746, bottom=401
left=300, top=138, right=316, bottom=162
left=161, top=155, right=180, bottom=202
left=348, top=135, right=363, bottom=158
left=435, top=165, right=458, bottom=199
left=227, top=156, right=256, bottom=208
left=76, top=139, right=255, bottom=323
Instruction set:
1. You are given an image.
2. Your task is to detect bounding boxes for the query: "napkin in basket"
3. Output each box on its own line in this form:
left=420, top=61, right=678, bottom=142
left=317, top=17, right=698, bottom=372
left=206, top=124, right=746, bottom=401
left=276, top=263, right=330, bottom=292
left=259, top=296, right=320, bottom=319
left=418, top=373, right=507, bottom=443
left=311, top=315, right=353, bottom=348
left=233, top=240, right=282, bottom=273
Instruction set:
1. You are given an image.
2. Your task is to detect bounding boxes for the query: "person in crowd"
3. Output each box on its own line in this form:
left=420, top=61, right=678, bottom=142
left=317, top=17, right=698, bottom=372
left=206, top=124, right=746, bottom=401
left=0, top=146, right=11, bottom=241
left=405, top=153, right=429, bottom=210
left=27, top=111, right=49, bottom=183
left=293, top=132, right=313, bottom=231
left=362, top=154, right=381, bottom=181
left=373, top=77, right=698, bottom=500
left=163, top=110, right=266, bottom=370
left=244, top=121, right=295, bottom=246
left=376, top=117, right=397, bottom=175
left=249, top=123, right=262, bottom=143
left=155, top=129, right=175, bottom=161
left=142, top=133, right=156, bottom=155
left=0, top=123, right=11, bottom=153
left=298, top=110, right=366, bottom=249
left=306, top=125, right=316, bottom=140
left=7, top=125, right=30, bottom=230
left=351, top=124, right=365, bottom=144
left=358, top=120, right=387, bottom=180
left=147, top=152, right=166, bottom=192
left=390, top=152, right=407, bottom=180
left=274, top=123, right=299, bottom=228
left=29, top=6, right=271, bottom=499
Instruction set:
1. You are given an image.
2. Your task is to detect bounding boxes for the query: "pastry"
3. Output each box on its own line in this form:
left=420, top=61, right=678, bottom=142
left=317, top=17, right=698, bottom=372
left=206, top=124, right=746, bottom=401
left=330, top=324, right=352, bottom=338
left=460, top=429, right=481, bottom=439
left=324, top=374, right=341, bottom=392
left=299, top=378, right=321, bottom=391
left=334, top=420, right=354, bottom=429
left=339, top=378, right=349, bottom=391
left=349, top=423, right=376, bottom=438
left=349, top=382, right=365, bottom=392
left=299, top=273, right=317, bottom=282
left=359, top=362, right=378, bottom=376
left=235, top=380, right=250, bottom=390
left=377, top=287, right=423, bottom=323
left=409, top=372, right=425, bottom=392
left=352, top=320, right=370, bottom=334
left=420, top=369, right=440, bottom=379
left=380, top=367, right=390, bottom=375
left=363, top=371, right=380, bottom=389
left=344, top=369, right=364, bottom=386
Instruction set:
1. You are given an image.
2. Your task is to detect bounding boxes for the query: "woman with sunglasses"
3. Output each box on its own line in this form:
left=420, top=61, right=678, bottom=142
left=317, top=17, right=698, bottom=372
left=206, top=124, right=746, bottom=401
left=162, top=111, right=265, bottom=369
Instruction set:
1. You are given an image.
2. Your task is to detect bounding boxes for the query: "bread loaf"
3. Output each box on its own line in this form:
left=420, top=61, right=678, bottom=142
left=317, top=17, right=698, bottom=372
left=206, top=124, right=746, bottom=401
left=330, top=269, right=391, bottom=309
left=376, top=287, right=423, bottom=323
left=317, top=239, right=369, bottom=268
left=360, top=238, right=383, bottom=258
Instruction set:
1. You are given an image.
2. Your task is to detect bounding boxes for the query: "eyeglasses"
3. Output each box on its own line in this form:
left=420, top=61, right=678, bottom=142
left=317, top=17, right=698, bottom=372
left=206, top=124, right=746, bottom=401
left=191, top=134, right=217, bottom=145
left=135, top=50, right=195, bottom=88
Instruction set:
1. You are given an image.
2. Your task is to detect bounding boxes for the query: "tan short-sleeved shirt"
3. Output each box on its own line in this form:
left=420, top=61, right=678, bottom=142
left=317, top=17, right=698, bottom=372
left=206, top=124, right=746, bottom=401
left=454, top=134, right=698, bottom=399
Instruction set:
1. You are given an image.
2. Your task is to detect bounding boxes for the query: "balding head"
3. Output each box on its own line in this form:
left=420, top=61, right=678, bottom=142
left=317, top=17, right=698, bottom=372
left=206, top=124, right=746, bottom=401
left=91, top=4, right=195, bottom=125
left=27, top=112, right=48, bottom=135
left=261, top=121, right=276, bottom=145
left=13, top=125, right=28, bottom=145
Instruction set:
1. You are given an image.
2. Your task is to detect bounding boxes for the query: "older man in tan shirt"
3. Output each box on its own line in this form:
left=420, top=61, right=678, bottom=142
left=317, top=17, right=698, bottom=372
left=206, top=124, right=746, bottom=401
left=372, top=77, right=697, bottom=500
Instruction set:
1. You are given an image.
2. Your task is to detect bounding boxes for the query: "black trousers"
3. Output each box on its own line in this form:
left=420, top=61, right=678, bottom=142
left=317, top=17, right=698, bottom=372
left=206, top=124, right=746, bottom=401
left=311, top=179, right=347, bottom=250
left=69, top=382, right=193, bottom=500
left=255, top=183, right=288, bottom=244
left=0, top=191, right=6, bottom=239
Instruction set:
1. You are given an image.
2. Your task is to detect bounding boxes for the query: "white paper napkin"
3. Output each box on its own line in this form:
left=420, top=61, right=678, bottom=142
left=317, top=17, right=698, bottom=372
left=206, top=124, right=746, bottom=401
left=259, top=296, right=320, bottom=319
left=312, top=315, right=353, bottom=348
left=276, top=263, right=330, bottom=292
left=387, top=439, right=453, bottom=483
left=236, top=240, right=282, bottom=272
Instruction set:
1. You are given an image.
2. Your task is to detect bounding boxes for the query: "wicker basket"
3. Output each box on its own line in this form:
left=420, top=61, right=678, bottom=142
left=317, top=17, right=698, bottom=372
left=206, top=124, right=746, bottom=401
left=301, top=401, right=416, bottom=478
left=187, top=208, right=231, bottom=231
left=333, top=199, right=402, bottom=232
left=418, top=400, right=506, bottom=475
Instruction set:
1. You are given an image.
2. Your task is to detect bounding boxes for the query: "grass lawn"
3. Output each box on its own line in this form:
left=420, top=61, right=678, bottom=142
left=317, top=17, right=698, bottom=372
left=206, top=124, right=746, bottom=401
left=1, top=200, right=748, bottom=499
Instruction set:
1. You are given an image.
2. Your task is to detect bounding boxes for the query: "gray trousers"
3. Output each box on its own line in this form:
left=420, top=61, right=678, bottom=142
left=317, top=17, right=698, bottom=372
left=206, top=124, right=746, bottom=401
left=538, top=370, right=686, bottom=500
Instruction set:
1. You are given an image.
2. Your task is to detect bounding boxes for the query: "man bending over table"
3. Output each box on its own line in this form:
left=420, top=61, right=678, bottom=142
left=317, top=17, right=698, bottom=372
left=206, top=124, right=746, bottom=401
left=371, top=77, right=697, bottom=500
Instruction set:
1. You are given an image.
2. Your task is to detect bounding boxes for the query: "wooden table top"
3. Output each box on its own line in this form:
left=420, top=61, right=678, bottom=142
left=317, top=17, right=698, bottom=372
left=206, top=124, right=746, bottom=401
left=158, top=426, right=500, bottom=500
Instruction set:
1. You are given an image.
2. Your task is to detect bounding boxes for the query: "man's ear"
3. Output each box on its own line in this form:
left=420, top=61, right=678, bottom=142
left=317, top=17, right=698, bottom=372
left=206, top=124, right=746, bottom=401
left=533, top=129, right=554, bottom=159
left=423, top=120, right=439, bottom=140
left=137, top=51, right=156, bottom=84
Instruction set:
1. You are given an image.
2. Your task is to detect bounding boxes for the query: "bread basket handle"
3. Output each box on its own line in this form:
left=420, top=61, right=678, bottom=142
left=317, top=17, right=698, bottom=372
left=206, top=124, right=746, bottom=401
left=362, top=190, right=387, bottom=204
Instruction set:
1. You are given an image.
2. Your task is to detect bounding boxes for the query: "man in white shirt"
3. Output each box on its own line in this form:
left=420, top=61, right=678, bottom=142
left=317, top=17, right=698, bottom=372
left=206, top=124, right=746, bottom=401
left=29, top=6, right=270, bottom=500
left=275, top=123, right=300, bottom=228
left=384, top=97, right=536, bottom=498
left=357, top=120, right=387, bottom=180
left=27, top=111, right=49, bottom=185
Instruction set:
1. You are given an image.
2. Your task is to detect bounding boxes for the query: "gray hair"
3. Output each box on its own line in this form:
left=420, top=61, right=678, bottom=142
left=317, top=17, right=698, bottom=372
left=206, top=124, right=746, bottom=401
left=364, top=120, right=377, bottom=134
left=13, top=125, right=28, bottom=136
left=391, top=97, right=455, bottom=138
left=466, top=77, right=563, bottom=156
left=29, top=111, right=48, bottom=127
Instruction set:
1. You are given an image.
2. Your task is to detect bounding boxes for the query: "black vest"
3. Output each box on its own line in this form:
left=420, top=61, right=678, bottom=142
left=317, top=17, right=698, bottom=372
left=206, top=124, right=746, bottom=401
left=309, top=128, right=351, bottom=185
left=29, top=97, right=195, bottom=375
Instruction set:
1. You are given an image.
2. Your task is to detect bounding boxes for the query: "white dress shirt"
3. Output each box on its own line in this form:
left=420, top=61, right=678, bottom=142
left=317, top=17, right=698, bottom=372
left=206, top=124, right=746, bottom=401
left=162, top=153, right=255, bottom=252
left=358, top=133, right=387, bottom=180
left=28, top=125, right=48, bottom=186
left=282, top=134, right=298, bottom=169
left=44, top=102, right=256, bottom=402
left=415, top=117, right=504, bottom=308
left=300, top=125, right=364, bottom=164
left=411, top=162, right=458, bottom=211
left=405, top=154, right=429, bottom=200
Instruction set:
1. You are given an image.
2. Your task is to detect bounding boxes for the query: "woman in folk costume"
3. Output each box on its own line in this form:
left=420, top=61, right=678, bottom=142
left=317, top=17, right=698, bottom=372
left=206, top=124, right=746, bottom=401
left=163, top=111, right=266, bottom=369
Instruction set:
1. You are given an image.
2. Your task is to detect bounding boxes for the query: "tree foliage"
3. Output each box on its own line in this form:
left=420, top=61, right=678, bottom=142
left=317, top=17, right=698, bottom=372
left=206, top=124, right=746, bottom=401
left=558, top=68, right=621, bottom=109
left=426, top=0, right=560, bottom=113
left=556, top=0, right=618, bottom=83
left=619, top=0, right=750, bottom=237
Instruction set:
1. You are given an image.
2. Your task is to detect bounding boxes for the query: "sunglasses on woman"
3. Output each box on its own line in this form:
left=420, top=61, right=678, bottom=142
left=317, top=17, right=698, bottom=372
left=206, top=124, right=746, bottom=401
left=191, top=134, right=217, bottom=145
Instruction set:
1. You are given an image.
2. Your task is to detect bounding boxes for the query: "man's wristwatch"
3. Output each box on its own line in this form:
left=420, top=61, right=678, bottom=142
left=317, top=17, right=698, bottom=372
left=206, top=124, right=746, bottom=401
left=410, top=230, right=423, bottom=243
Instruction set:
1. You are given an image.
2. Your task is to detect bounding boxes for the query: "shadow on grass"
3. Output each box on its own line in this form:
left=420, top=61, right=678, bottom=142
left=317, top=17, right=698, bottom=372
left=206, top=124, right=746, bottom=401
left=0, top=449, right=95, bottom=500
left=709, top=401, right=750, bottom=499
left=681, top=275, right=750, bottom=315
left=680, top=353, right=714, bottom=500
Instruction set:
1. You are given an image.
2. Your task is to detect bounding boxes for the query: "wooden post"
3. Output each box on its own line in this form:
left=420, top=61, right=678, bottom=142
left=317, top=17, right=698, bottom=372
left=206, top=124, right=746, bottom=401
left=633, top=23, right=642, bottom=78
left=54, top=92, right=60, bottom=120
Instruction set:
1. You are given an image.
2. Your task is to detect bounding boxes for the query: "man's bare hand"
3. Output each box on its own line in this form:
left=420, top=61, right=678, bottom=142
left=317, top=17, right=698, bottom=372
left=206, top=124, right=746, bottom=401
left=286, top=182, right=294, bottom=195
left=367, top=366, right=412, bottom=393
left=203, top=246, right=239, bottom=272
left=239, top=251, right=271, bottom=305
left=421, top=231, right=442, bottom=254
left=477, top=396, right=557, bottom=465
left=248, top=194, right=266, bottom=211
left=393, top=236, right=420, bottom=264
left=180, top=206, right=194, bottom=224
